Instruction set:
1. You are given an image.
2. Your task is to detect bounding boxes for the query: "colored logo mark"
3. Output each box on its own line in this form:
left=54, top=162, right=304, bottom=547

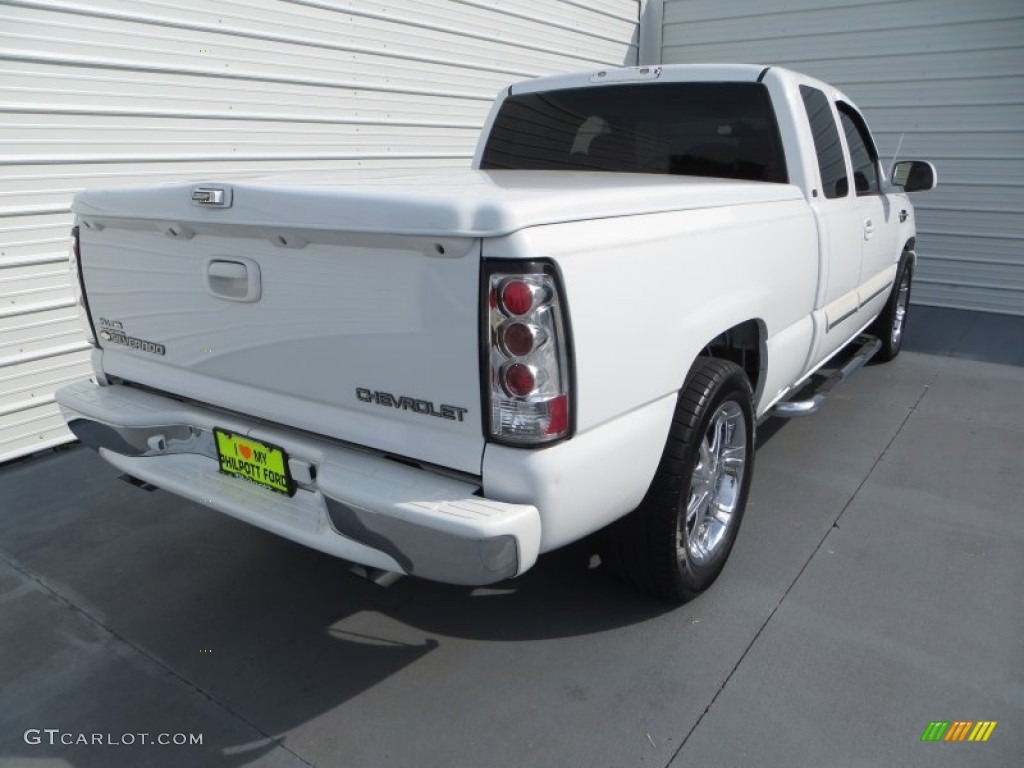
left=921, top=721, right=997, bottom=742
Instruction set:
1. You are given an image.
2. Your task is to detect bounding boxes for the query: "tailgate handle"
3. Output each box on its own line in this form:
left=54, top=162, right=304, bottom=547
left=205, top=257, right=261, bottom=302
left=208, top=260, right=247, bottom=280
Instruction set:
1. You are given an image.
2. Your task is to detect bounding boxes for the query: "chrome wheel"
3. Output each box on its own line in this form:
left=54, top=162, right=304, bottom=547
left=680, top=400, right=747, bottom=565
left=891, top=269, right=911, bottom=347
left=605, top=358, right=753, bottom=601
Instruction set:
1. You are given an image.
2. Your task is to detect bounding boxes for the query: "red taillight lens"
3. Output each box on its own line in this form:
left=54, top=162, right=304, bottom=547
left=543, top=394, right=569, bottom=436
left=501, top=280, right=534, bottom=315
left=503, top=363, right=536, bottom=396
left=502, top=322, right=535, bottom=357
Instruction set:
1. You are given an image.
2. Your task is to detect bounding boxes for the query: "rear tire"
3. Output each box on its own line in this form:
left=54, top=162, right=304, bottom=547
left=604, top=358, right=754, bottom=602
left=870, top=253, right=913, bottom=363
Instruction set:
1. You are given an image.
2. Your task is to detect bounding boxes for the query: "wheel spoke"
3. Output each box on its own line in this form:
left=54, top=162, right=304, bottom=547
left=697, top=440, right=712, bottom=477
left=709, top=413, right=726, bottom=462
left=686, top=487, right=711, bottom=527
left=719, top=444, right=746, bottom=473
left=711, top=502, right=732, bottom=528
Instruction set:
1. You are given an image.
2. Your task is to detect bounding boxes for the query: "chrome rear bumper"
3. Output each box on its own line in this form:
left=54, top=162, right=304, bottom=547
left=57, top=380, right=541, bottom=586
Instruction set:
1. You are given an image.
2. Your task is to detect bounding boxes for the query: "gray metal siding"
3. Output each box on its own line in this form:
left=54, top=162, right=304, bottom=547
left=660, top=0, right=1024, bottom=316
left=0, top=0, right=640, bottom=462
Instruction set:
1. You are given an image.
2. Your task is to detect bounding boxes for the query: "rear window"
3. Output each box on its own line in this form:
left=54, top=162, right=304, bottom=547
left=481, top=82, right=788, bottom=184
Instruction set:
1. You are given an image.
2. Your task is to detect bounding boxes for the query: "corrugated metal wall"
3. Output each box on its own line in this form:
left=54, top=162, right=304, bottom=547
left=0, top=0, right=640, bottom=463
left=659, top=0, right=1024, bottom=316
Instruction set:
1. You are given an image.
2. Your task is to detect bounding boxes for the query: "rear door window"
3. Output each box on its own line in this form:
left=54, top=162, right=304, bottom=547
left=800, top=85, right=848, bottom=199
left=837, top=104, right=880, bottom=195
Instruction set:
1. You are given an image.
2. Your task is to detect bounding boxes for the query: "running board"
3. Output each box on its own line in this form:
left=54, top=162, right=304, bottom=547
left=770, top=335, right=882, bottom=418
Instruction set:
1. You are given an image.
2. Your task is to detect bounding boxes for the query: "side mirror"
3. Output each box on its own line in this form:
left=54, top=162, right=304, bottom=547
left=891, top=160, right=937, bottom=192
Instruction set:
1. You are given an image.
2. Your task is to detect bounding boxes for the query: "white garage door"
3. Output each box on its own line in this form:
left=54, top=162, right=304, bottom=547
left=658, top=0, right=1024, bottom=316
left=0, top=0, right=640, bottom=463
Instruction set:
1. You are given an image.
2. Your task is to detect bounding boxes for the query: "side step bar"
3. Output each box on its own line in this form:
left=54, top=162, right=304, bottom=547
left=770, top=335, right=882, bottom=418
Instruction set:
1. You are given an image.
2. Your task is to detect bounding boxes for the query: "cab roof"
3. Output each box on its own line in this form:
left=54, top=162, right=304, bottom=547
left=509, top=64, right=772, bottom=96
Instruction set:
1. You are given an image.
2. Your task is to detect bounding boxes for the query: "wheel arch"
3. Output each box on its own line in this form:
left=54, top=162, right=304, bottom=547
left=903, top=237, right=917, bottom=266
left=697, top=318, right=767, bottom=406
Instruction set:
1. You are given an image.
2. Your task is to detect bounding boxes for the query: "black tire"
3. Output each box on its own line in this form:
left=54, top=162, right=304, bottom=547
left=604, top=358, right=755, bottom=602
left=870, top=253, right=913, bottom=363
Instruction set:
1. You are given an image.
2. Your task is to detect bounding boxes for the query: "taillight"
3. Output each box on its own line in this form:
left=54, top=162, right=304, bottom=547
left=484, top=261, right=572, bottom=444
left=69, top=225, right=98, bottom=347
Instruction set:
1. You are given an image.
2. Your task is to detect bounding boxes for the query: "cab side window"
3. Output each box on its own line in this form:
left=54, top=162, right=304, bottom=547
left=800, top=85, right=848, bottom=199
left=837, top=104, right=880, bottom=195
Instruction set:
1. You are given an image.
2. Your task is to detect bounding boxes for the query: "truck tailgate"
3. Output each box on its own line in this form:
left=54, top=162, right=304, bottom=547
left=75, top=213, right=483, bottom=474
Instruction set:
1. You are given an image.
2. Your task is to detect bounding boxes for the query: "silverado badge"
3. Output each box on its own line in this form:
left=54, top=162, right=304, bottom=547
left=97, top=318, right=166, bottom=356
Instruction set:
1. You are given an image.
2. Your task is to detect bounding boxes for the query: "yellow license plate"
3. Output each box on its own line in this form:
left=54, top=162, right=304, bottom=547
left=214, top=429, right=294, bottom=496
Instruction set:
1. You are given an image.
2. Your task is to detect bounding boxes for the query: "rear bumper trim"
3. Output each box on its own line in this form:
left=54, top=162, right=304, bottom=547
left=324, top=498, right=519, bottom=583
left=56, top=380, right=540, bottom=586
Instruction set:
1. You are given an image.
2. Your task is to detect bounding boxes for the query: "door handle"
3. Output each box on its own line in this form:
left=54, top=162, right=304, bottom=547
left=863, top=219, right=875, bottom=240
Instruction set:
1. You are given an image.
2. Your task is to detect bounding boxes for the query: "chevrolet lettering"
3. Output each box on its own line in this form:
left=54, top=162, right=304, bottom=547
left=356, top=388, right=468, bottom=422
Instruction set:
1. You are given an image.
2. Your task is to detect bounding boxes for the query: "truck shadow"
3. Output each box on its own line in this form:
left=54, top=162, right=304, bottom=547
left=0, top=446, right=671, bottom=766
left=180, top=539, right=667, bottom=765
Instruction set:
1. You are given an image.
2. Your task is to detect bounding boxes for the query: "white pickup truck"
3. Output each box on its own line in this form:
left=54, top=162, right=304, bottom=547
left=57, top=64, right=935, bottom=601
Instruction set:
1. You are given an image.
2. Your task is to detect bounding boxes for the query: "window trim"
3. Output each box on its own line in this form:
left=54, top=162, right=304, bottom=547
left=836, top=101, right=882, bottom=197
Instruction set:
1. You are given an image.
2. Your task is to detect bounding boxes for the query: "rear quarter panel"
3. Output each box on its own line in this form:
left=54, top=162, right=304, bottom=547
left=486, top=198, right=820, bottom=433
left=481, top=198, right=818, bottom=549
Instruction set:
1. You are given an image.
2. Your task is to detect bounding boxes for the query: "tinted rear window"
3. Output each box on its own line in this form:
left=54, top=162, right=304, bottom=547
left=799, top=85, right=848, bottom=199
left=481, top=82, right=788, bottom=183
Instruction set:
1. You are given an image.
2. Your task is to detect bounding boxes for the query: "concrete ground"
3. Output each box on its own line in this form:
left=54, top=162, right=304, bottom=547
left=0, top=305, right=1021, bottom=768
